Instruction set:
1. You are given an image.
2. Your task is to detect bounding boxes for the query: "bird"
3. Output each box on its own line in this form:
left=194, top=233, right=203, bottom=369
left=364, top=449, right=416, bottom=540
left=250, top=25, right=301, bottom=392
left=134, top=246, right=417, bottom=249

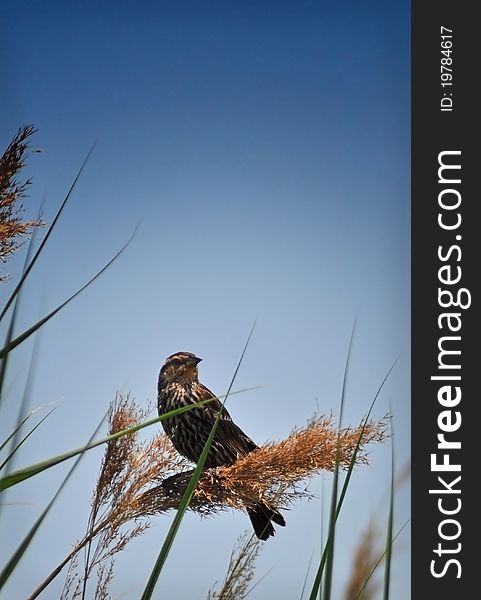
left=157, top=351, right=285, bottom=540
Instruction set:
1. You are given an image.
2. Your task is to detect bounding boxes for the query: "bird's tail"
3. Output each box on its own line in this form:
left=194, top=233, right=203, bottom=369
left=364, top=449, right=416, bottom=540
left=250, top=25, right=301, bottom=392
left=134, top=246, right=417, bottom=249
left=248, top=503, right=286, bottom=541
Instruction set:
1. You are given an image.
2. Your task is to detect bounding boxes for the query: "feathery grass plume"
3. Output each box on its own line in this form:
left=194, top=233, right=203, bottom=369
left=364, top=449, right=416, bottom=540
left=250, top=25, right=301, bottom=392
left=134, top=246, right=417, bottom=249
left=344, top=525, right=380, bottom=600
left=139, top=415, right=388, bottom=518
left=0, top=125, right=43, bottom=281
left=57, top=393, right=191, bottom=600
left=31, top=397, right=386, bottom=599
left=207, top=531, right=262, bottom=600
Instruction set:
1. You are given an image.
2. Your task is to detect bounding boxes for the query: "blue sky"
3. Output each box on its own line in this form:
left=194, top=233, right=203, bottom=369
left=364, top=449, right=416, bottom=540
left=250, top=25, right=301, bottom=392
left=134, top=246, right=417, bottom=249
left=1, top=2, right=410, bottom=598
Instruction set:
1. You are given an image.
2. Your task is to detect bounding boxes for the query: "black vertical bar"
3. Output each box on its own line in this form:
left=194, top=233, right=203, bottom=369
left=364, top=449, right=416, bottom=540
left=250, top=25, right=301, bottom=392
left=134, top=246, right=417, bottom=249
left=412, top=2, right=477, bottom=598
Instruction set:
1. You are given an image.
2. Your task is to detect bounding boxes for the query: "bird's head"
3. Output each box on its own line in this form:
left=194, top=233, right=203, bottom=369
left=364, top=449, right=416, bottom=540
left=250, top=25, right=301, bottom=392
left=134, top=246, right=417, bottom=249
left=159, top=351, right=202, bottom=384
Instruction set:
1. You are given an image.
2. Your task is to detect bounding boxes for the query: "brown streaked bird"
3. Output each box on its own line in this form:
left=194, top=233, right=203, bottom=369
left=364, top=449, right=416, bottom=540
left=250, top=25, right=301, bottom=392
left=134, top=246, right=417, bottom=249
left=157, top=351, right=286, bottom=540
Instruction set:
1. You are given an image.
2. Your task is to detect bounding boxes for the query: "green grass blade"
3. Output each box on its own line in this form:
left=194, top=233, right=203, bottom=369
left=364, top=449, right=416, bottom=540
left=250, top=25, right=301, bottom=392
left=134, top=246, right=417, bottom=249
left=0, top=410, right=106, bottom=591
left=140, top=322, right=256, bottom=600
left=2, top=328, right=43, bottom=477
left=0, top=407, right=41, bottom=454
left=140, top=427, right=219, bottom=600
left=299, top=551, right=314, bottom=600
left=354, top=519, right=410, bottom=600
left=318, top=478, right=325, bottom=599
left=0, top=409, right=55, bottom=472
left=308, top=354, right=399, bottom=600
left=244, top=565, right=274, bottom=598
left=382, top=416, right=395, bottom=600
left=0, top=228, right=135, bottom=361
left=0, top=387, right=259, bottom=491
left=308, top=319, right=357, bottom=600
left=334, top=359, right=398, bottom=522
left=0, top=298, right=21, bottom=408
left=321, top=319, right=356, bottom=600
left=0, top=219, right=41, bottom=409
left=0, top=144, right=96, bottom=324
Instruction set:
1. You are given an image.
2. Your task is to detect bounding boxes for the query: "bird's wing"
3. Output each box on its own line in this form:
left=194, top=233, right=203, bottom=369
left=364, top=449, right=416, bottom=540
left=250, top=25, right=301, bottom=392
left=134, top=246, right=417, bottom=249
left=195, top=382, right=235, bottom=421
left=196, top=382, right=258, bottom=455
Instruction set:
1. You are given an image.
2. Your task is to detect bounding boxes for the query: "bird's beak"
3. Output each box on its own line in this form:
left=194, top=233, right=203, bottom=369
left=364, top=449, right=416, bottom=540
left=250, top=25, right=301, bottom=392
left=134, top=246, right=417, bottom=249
left=187, top=356, right=202, bottom=367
